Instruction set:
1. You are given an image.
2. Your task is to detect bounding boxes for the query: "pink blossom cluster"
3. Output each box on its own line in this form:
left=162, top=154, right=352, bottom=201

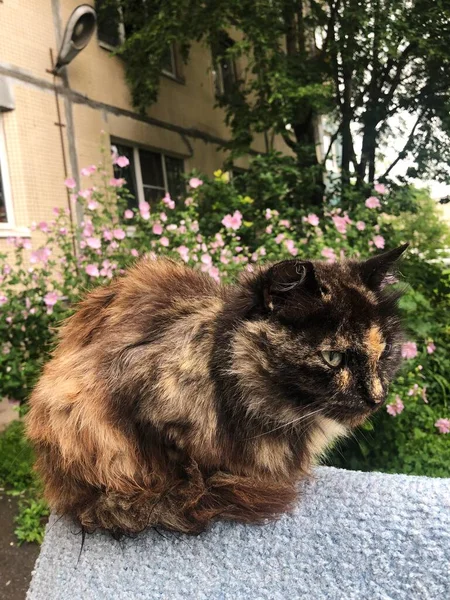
left=387, top=395, right=404, bottom=416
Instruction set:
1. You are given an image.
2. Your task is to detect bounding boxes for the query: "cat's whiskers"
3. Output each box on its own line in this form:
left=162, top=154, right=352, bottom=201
left=243, top=407, right=323, bottom=441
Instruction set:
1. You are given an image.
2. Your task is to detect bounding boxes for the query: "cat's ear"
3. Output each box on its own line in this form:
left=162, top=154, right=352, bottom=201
left=262, top=260, right=319, bottom=311
left=359, top=243, right=409, bottom=290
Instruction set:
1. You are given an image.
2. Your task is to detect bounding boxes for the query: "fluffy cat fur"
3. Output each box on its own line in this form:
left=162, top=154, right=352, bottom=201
left=26, top=245, right=408, bottom=535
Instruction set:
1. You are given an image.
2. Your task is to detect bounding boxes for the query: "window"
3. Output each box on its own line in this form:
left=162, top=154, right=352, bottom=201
left=0, top=115, right=13, bottom=228
left=212, top=34, right=237, bottom=98
left=95, top=1, right=179, bottom=79
left=95, top=0, right=125, bottom=49
left=161, top=44, right=177, bottom=79
left=112, top=142, right=184, bottom=209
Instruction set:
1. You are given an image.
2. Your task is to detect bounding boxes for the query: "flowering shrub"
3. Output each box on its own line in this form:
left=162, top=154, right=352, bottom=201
left=0, top=147, right=449, bottom=476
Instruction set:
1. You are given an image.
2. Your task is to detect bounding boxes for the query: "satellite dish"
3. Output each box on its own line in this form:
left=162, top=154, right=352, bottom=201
left=54, top=5, right=96, bottom=72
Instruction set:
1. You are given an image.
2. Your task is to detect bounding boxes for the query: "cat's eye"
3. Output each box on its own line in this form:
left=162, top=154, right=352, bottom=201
left=321, top=350, right=344, bottom=367
left=382, top=344, right=392, bottom=357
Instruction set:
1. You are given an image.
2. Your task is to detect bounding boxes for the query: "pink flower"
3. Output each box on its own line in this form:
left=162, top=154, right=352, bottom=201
left=78, top=189, right=91, bottom=200
left=103, top=230, right=113, bottom=241
left=113, top=228, right=126, bottom=240
left=373, top=235, right=385, bottom=249
left=332, top=215, right=347, bottom=235
left=81, top=165, right=97, bottom=176
left=82, top=222, right=94, bottom=237
left=221, top=210, right=243, bottom=231
left=343, top=213, right=352, bottom=224
left=109, top=178, right=125, bottom=187
left=139, top=202, right=150, bottom=220
left=201, top=254, right=212, bottom=266
left=43, top=292, right=59, bottom=307
left=275, top=233, right=285, bottom=244
left=160, top=212, right=168, bottom=222
left=374, top=183, right=388, bottom=195
left=115, top=156, right=130, bottom=168
left=427, top=342, right=436, bottom=354
left=38, top=221, right=49, bottom=233
left=152, top=223, right=163, bottom=235
left=85, top=264, right=99, bottom=277
left=208, top=266, right=220, bottom=283
left=322, top=247, right=337, bottom=262
left=159, top=236, right=169, bottom=247
left=0, top=294, right=7, bottom=306
left=86, top=237, right=101, bottom=249
left=52, top=207, right=60, bottom=216
left=435, top=418, right=450, bottom=434
left=356, top=221, right=366, bottom=231
left=162, top=194, right=175, bottom=209
left=305, top=213, right=320, bottom=227
left=64, top=177, right=76, bottom=189
left=131, top=249, right=139, bottom=257
left=185, top=197, right=194, bottom=207
left=124, top=209, right=134, bottom=219
left=189, top=177, right=203, bottom=189
left=284, top=239, right=298, bottom=256
left=266, top=226, right=273, bottom=234
left=30, top=248, right=51, bottom=264
left=265, top=209, right=273, bottom=220
left=386, top=395, right=404, bottom=416
left=59, top=227, right=67, bottom=235
left=87, top=199, right=99, bottom=210
left=401, top=341, right=418, bottom=359
left=365, top=196, right=381, bottom=209
left=177, top=246, right=190, bottom=262
left=280, top=220, right=290, bottom=228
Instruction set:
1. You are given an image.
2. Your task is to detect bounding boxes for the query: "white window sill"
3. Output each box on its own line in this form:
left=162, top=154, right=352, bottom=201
left=0, top=226, right=31, bottom=238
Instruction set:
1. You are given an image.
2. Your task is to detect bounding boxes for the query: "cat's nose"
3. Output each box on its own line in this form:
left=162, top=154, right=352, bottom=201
left=366, top=394, right=386, bottom=407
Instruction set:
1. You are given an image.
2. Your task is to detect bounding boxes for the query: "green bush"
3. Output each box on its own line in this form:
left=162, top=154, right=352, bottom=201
left=0, top=420, right=48, bottom=543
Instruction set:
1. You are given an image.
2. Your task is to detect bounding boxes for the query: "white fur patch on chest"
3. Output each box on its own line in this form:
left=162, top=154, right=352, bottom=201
left=307, top=417, right=348, bottom=463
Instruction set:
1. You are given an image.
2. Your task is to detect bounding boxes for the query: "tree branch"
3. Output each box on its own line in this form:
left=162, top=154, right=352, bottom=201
left=323, top=124, right=342, bottom=163
left=319, top=0, right=341, bottom=59
left=281, top=132, right=297, bottom=151
left=379, top=109, right=426, bottom=180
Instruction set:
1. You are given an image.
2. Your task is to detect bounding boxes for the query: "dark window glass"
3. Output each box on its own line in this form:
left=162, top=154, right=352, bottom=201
left=0, top=163, right=6, bottom=223
left=96, top=0, right=122, bottom=47
left=139, top=150, right=165, bottom=189
left=165, top=156, right=184, bottom=199
left=112, top=143, right=138, bottom=209
left=213, top=35, right=236, bottom=98
left=161, top=44, right=176, bottom=76
left=143, top=187, right=165, bottom=205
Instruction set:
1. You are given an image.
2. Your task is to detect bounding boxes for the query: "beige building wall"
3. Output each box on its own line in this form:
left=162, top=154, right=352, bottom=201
left=0, top=0, right=289, bottom=253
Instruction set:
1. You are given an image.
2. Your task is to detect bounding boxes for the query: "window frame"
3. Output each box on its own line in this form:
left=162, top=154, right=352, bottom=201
left=111, top=139, right=185, bottom=207
left=95, top=3, right=182, bottom=82
left=0, top=114, right=16, bottom=235
left=161, top=44, right=178, bottom=80
left=212, top=35, right=237, bottom=98
left=95, top=0, right=125, bottom=51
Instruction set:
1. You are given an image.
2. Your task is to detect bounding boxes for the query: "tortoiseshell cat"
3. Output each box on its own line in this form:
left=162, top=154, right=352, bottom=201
left=26, top=244, right=408, bottom=535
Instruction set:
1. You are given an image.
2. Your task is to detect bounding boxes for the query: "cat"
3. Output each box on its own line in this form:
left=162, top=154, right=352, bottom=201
left=26, top=244, right=408, bottom=535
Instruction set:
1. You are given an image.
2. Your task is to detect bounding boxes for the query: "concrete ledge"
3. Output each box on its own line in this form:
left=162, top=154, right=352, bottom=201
left=27, top=467, right=450, bottom=600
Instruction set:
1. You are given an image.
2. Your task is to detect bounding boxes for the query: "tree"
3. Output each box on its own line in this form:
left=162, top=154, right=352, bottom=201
left=105, top=0, right=450, bottom=204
